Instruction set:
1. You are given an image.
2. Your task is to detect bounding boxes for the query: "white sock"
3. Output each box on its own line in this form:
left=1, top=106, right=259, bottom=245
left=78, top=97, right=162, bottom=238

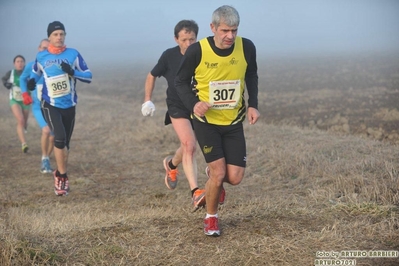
left=206, top=213, right=218, bottom=219
left=42, top=156, right=49, bottom=160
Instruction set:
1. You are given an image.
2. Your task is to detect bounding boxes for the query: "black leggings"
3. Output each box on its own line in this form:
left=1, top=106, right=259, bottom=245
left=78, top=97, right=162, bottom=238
left=41, top=101, right=75, bottom=150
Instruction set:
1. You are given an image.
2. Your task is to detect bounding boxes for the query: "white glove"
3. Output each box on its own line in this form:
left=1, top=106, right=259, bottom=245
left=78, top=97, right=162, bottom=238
left=141, top=101, right=156, bottom=116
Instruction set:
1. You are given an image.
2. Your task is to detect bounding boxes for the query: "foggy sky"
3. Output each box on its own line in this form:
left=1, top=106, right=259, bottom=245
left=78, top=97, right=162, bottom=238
left=1, top=0, right=398, bottom=71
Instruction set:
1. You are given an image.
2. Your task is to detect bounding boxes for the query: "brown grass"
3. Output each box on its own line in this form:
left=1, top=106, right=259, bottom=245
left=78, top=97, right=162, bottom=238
left=0, top=55, right=398, bottom=265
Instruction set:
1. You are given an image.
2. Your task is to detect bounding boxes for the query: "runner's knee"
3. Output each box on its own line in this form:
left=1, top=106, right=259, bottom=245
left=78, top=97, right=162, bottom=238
left=54, top=139, right=66, bottom=149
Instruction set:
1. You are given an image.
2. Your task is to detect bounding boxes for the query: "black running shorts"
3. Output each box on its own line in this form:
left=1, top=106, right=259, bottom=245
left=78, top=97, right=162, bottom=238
left=193, top=119, right=246, bottom=167
left=164, top=101, right=193, bottom=126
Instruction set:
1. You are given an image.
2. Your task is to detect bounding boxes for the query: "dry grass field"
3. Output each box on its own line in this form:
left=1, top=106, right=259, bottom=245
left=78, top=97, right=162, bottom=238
left=0, top=53, right=398, bottom=265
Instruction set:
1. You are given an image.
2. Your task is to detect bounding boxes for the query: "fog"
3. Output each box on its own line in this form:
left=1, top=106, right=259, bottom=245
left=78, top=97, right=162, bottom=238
left=1, top=0, right=399, bottom=71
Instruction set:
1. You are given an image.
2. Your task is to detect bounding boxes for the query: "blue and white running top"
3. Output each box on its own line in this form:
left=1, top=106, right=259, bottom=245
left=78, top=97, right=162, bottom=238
left=30, top=48, right=92, bottom=109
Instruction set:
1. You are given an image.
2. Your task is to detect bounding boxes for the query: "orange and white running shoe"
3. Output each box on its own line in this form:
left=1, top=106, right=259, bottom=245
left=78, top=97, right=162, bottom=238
left=163, top=156, right=178, bottom=190
left=204, top=216, right=220, bottom=236
left=205, top=166, right=225, bottom=205
left=53, top=170, right=69, bottom=196
left=192, top=189, right=206, bottom=211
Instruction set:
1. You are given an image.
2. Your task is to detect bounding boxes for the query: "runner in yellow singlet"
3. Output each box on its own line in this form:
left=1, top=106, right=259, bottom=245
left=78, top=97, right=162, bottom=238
left=175, top=5, right=260, bottom=236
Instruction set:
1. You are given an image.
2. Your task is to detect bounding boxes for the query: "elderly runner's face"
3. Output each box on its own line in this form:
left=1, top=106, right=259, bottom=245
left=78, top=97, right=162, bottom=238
left=211, top=21, right=238, bottom=50
left=49, top=30, right=66, bottom=47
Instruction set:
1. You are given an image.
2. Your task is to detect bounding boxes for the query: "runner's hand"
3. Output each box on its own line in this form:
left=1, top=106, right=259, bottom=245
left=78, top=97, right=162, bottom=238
left=4, top=82, right=13, bottom=89
left=22, top=92, right=33, bottom=105
left=27, top=78, right=36, bottom=91
left=193, top=101, right=211, bottom=117
left=61, top=61, right=74, bottom=76
left=247, top=107, right=260, bottom=125
left=141, top=101, right=156, bottom=116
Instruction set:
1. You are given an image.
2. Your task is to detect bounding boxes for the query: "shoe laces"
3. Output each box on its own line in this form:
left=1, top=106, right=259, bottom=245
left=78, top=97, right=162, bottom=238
left=60, top=178, right=67, bottom=190
left=168, top=169, right=178, bottom=181
left=55, top=176, right=68, bottom=190
left=54, top=176, right=61, bottom=190
left=205, top=217, right=219, bottom=230
left=63, top=177, right=70, bottom=190
left=43, top=159, right=50, bottom=168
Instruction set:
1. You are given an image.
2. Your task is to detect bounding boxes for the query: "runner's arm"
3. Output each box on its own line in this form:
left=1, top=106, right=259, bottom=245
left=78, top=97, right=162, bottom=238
left=71, top=53, right=92, bottom=83
left=20, top=62, right=34, bottom=93
left=2, top=70, right=11, bottom=87
left=175, top=43, right=201, bottom=112
left=243, top=38, right=259, bottom=110
left=144, top=73, right=156, bottom=102
left=145, top=51, right=167, bottom=102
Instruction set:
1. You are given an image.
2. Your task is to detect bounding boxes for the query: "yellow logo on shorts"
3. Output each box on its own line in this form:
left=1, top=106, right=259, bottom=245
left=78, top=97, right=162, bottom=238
left=203, top=145, right=213, bottom=154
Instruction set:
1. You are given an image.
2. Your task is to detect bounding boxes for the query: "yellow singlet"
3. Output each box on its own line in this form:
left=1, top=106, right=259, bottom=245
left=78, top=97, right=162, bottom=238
left=194, top=36, right=248, bottom=125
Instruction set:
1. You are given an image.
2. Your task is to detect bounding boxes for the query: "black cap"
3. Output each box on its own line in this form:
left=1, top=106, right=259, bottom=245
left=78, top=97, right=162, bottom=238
left=47, top=21, right=65, bottom=37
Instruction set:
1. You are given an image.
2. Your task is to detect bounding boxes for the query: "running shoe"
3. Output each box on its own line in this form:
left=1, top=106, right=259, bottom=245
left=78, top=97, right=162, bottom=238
left=204, top=216, right=220, bottom=236
left=40, top=158, right=53, bottom=174
left=192, top=189, right=206, bottom=210
left=22, top=143, right=29, bottom=153
left=219, top=186, right=226, bottom=205
left=205, top=166, right=226, bottom=205
left=163, top=156, right=178, bottom=190
left=53, top=171, right=69, bottom=196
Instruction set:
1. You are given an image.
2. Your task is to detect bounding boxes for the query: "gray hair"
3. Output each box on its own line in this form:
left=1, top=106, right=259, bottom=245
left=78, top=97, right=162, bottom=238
left=212, top=5, right=240, bottom=28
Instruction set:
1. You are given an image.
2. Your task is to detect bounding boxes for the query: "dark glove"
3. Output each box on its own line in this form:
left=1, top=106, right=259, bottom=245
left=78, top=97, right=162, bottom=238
left=4, top=82, right=13, bottom=89
left=27, top=78, right=36, bottom=91
left=60, top=61, right=74, bottom=76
